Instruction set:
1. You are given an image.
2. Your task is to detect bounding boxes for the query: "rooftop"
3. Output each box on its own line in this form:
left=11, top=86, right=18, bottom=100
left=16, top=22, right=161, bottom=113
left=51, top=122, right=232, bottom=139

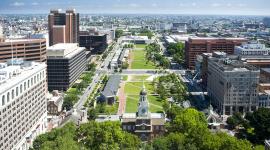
left=101, top=75, right=121, bottom=97
left=0, top=59, right=46, bottom=94
left=47, top=43, right=85, bottom=59
left=209, top=53, right=259, bottom=72
left=1, top=38, right=45, bottom=43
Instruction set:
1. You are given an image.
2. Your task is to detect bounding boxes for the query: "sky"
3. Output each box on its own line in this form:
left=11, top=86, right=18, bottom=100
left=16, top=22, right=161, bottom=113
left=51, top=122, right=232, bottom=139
left=0, top=0, right=269, bottom=15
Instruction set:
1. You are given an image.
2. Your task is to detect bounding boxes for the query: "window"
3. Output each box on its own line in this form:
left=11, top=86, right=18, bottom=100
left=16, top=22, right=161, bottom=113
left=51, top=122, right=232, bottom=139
left=34, top=76, right=36, bottom=84
left=16, top=87, right=18, bottom=96
left=12, top=90, right=14, bottom=99
left=20, top=85, right=23, bottom=94
left=2, top=95, right=5, bottom=106
left=24, top=82, right=26, bottom=90
left=7, top=93, right=10, bottom=103
left=31, top=78, right=33, bottom=86
left=28, top=80, right=30, bottom=88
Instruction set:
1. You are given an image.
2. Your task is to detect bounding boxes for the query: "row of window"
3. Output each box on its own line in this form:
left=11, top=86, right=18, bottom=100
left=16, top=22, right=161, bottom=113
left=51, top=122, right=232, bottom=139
left=0, top=70, right=45, bottom=107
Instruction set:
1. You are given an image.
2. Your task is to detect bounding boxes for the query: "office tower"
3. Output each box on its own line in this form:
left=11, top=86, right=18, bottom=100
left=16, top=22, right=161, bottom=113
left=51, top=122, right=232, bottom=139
left=263, top=17, right=270, bottom=28
left=0, top=24, right=3, bottom=38
left=0, top=59, right=47, bottom=150
left=185, top=37, right=247, bottom=69
left=48, top=9, right=79, bottom=46
left=79, top=31, right=108, bottom=54
left=207, top=52, right=259, bottom=115
left=0, top=24, right=4, bottom=42
left=47, top=43, right=86, bottom=91
left=0, top=39, right=47, bottom=63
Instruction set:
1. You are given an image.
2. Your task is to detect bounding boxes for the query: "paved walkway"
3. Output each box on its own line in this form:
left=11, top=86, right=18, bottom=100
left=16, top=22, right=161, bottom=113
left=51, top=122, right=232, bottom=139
left=117, top=82, right=126, bottom=115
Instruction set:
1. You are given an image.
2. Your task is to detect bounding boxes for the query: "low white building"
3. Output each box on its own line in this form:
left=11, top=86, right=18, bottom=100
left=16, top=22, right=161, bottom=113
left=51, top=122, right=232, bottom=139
left=122, top=36, right=151, bottom=44
left=235, top=42, right=270, bottom=56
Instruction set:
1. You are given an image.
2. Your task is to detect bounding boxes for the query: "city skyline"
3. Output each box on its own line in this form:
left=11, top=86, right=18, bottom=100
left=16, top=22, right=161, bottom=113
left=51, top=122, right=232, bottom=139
left=0, top=0, right=270, bottom=16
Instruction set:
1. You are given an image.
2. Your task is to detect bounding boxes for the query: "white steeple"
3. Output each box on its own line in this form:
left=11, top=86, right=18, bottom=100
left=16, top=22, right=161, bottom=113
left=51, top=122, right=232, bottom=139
left=137, top=83, right=149, bottom=117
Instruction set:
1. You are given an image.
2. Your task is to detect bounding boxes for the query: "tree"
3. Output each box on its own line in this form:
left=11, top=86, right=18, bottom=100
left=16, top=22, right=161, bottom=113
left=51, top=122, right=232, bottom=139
left=245, top=108, right=270, bottom=143
left=149, top=107, right=253, bottom=150
left=87, top=108, right=97, bottom=120
left=77, top=121, right=141, bottom=149
left=33, top=123, right=80, bottom=150
left=87, top=63, right=97, bottom=71
left=115, top=29, right=124, bottom=39
left=226, top=112, right=245, bottom=129
left=167, top=42, right=185, bottom=64
left=63, top=94, right=79, bottom=111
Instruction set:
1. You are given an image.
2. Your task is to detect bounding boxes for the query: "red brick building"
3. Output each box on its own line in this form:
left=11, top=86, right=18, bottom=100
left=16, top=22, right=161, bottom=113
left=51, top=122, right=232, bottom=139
left=0, top=39, right=47, bottom=62
left=185, top=37, right=247, bottom=69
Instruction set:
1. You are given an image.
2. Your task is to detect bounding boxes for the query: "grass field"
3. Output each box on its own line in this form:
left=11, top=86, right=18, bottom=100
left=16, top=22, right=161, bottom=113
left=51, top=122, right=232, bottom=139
left=128, top=75, right=150, bottom=82
left=124, top=82, right=155, bottom=95
left=124, top=79, right=163, bottom=113
left=135, top=44, right=147, bottom=49
left=130, top=50, right=156, bottom=69
left=125, top=95, right=163, bottom=113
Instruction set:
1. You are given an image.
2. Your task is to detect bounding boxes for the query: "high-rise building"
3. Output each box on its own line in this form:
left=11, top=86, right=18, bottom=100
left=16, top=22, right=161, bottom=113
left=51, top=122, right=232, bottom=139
left=0, top=39, right=47, bottom=62
left=185, top=37, right=247, bottom=69
left=207, top=52, right=260, bottom=115
left=0, top=24, right=4, bottom=42
left=48, top=9, right=79, bottom=46
left=0, top=24, right=3, bottom=38
left=47, top=43, right=86, bottom=91
left=79, top=31, right=108, bottom=54
left=263, top=17, right=270, bottom=28
left=0, top=59, right=47, bottom=149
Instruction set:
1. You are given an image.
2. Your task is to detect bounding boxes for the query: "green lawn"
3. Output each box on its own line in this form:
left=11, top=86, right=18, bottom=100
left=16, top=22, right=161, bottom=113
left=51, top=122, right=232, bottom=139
left=122, top=75, right=128, bottom=81
left=130, top=50, right=156, bottom=69
left=124, top=80, right=163, bottom=113
left=124, top=82, right=155, bottom=95
left=129, top=75, right=150, bottom=81
left=125, top=95, right=163, bottom=113
left=135, top=44, right=147, bottom=49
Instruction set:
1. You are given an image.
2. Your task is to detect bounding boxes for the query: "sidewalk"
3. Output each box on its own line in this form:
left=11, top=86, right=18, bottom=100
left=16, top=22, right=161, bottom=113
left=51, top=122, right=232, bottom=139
left=117, top=82, right=126, bottom=115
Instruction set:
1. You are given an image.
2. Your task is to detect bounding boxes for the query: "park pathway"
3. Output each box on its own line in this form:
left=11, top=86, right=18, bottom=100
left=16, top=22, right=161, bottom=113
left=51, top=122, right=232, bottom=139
left=117, top=82, right=126, bottom=115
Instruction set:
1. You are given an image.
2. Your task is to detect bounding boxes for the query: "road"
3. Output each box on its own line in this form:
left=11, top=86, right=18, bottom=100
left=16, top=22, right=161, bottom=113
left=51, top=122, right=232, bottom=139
left=60, top=40, right=124, bottom=126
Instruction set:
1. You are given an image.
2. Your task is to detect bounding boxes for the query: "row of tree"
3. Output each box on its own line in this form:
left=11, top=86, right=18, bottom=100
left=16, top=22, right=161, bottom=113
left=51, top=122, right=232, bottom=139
left=63, top=63, right=96, bottom=111
left=32, top=106, right=262, bottom=150
left=227, top=108, right=270, bottom=144
left=153, top=73, right=187, bottom=103
left=145, top=43, right=170, bottom=69
left=149, top=106, right=263, bottom=150
left=167, top=42, right=185, bottom=64
left=32, top=121, right=140, bottom=150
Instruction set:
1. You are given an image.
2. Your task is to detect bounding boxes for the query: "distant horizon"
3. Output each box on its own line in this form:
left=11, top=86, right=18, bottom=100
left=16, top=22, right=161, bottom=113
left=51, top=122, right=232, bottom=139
left=0, top=13, right=269, bottom=17
left=0, top=0, right=270, bottom=16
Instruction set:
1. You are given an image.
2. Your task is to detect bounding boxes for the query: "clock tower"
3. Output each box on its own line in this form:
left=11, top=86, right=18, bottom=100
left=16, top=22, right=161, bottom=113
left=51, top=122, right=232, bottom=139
left=137, top=84, right=149, bottom=117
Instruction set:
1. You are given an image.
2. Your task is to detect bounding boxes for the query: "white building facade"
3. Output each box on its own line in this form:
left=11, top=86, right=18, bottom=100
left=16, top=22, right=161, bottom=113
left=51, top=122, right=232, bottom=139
left=235, top=42, right=270, bottom=56
left=0, top=60, right=47, bottom=150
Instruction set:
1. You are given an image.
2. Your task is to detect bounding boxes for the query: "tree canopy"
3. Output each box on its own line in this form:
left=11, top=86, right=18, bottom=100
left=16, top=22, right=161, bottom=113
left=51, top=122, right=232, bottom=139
left=33, top=121, right=141, bottom=150
left=150, top=108, right=253, bottom=150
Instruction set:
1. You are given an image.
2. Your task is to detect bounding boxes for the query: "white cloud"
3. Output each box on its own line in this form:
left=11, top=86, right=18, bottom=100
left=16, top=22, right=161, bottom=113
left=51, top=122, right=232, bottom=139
left=152, top=3, right=158, bottom=7
left=226, top=3, right=232, bottom=7
left=11, top=2, right=25, bottom=7
left=211, top=3, right=221, bottom=7
left=238, top=3, right=246, bottom=7
left=191, top=2, right=197, bottom=7
left=31, top=2, right=39, bottom=6
left=129, top=3, right=139, bottom=8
